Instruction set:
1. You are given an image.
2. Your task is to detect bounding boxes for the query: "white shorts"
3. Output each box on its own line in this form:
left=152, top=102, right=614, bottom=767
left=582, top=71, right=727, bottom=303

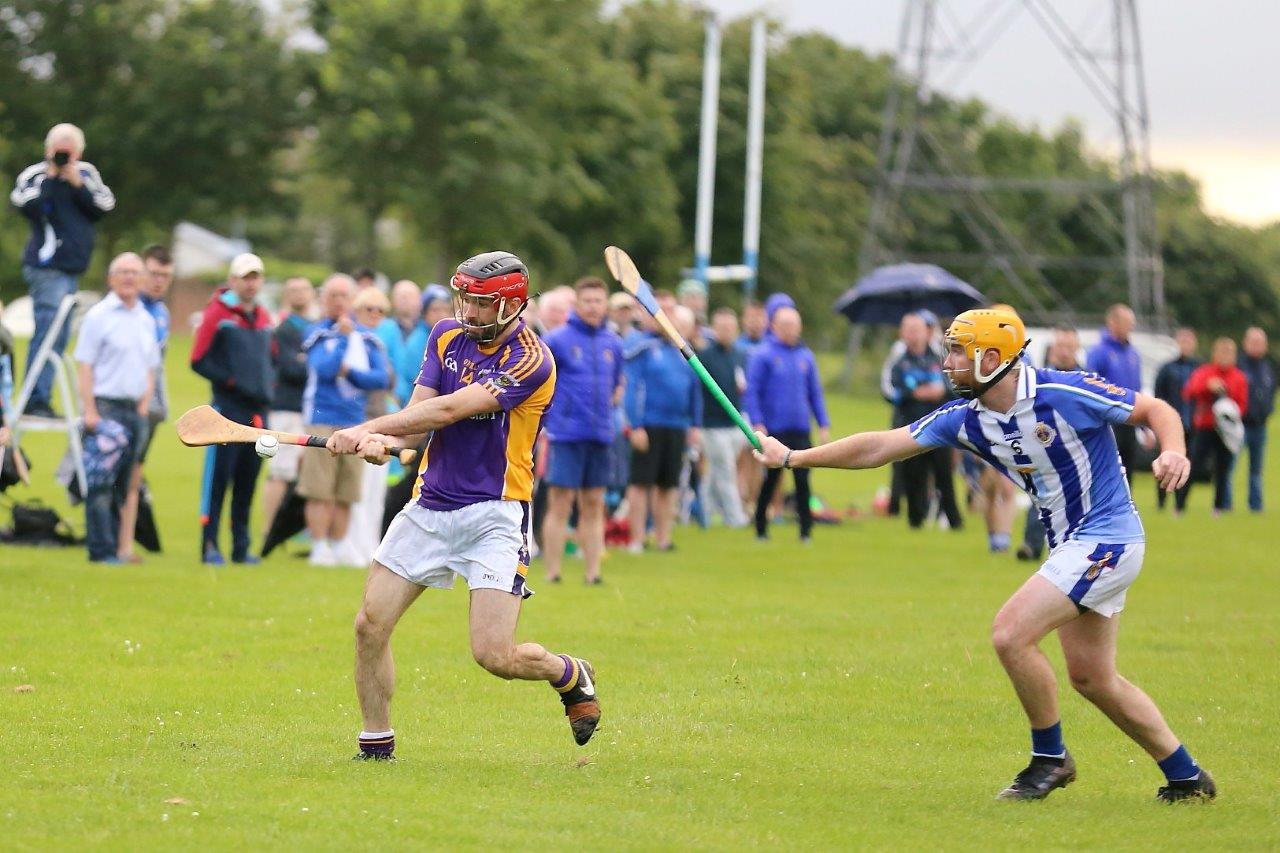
left=266, top=411, right=305, bottom=481
left=1036, top=539, right=1145, bottom=618
left=374, top=500, right=533, bottom=598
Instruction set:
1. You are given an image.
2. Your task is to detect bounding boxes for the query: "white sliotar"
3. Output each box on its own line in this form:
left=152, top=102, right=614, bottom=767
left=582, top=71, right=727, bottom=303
left=254, top=435, right=279, bottom=459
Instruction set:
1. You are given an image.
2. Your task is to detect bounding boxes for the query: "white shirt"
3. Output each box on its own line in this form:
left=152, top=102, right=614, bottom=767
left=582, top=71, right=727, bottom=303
left=73, top=292, right=160, bottom=401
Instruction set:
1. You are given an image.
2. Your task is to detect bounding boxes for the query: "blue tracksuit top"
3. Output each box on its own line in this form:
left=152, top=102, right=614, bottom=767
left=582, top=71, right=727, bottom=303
left=544, top=313, right=624, bottom=444
left=744, top=337, right=830, bottom=434
left=301, top=319, right=390, bottom=427
left=1086, top=331, right=1142, bottom=392
left=623, top=331, right=703, bottom=430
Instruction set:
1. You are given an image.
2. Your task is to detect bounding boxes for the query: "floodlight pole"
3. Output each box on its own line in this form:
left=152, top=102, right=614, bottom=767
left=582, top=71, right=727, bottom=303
left=742, top=16, right=767, bottom=299
left=693, top=14, right=722, bottom=285
left=852, top=0, right=1164, bottom=331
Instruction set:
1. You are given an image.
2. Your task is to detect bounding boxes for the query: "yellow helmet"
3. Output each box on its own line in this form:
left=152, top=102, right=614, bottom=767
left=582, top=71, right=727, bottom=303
left=945, top=307, right=1029, bottom=392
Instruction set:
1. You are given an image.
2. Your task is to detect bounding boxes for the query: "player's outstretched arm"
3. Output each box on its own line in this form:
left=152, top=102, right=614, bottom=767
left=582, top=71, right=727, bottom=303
left=754, top=426, right=926, bottom=471
left=1126, top=392, right=1191, bottom=491
left=328, top=384, right=499, bottom=456
left=366, top=384, right=439, bottom=449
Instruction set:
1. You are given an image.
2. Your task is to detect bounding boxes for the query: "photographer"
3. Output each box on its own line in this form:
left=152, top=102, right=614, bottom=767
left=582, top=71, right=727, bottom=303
left=10, top=123, right=115, bottom=418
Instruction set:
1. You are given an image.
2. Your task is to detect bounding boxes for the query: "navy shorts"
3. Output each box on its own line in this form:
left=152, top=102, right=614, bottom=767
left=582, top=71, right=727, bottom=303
left=545, top=440, right=613, bottom=489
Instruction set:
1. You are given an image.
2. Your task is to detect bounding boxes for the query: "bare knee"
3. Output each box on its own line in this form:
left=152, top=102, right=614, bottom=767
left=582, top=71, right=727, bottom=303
left=990, top=615, right=1027, bottom=661
left=354, top=607, right=392, bottom=648
left=1068, top=667, right=1117, bottom=701
left=579, top=489, right=606, bottom=513
left=472, top=643, right=516, bottom=679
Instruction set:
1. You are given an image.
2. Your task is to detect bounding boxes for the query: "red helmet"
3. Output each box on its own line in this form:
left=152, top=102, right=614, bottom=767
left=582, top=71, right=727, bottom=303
left=450, top=251, right=529, bottom=342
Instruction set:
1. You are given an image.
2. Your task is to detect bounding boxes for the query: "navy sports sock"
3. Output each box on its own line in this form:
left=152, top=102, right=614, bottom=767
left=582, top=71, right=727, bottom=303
left=359, top=729, right=395, bottom=757
left=1157, top=744, right=1200, bottom=782
left=1031, top=722, right=1066, bottom=759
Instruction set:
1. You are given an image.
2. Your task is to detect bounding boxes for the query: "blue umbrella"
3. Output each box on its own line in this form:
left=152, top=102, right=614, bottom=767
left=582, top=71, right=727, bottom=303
left=833, top=263, right=987, bottom=325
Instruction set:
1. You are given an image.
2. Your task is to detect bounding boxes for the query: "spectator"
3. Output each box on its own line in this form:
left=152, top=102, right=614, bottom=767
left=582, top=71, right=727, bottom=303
left=1086, top=303, right=1142, bottom=483
left=738, top=300, right=767, bottom=356
left=608, top=291, right=635, bottom=337
left=375, top=279, right=421, bottom=403
left=678, top=277, right=711, bottom=331
left=387, top=280, right=422, bottom=336
left=542, top=277, right=624, bottom=583
left=1180, top=337, right=1249, bottom=515
left=1152, top=327, right=1201, bottom=512
left=352, top=267, right=377, bottom=290
left=536, top=286, right=574, bottom=336
left=880, top=311, right=942, bottom=517
left=298, top=274, right=389, bottom=566
left=1016, top=325, right=1084, bottom=560
left=698, top=307, right=750, bottom=528
left=745, top=305, right=830, bottom=542
left=262, top=276, right=316, bottom=531
left=11, top=123, right=115, bottom=418
left=395, top=284, right=451, bottom=406
left=1238, top=326, right=1276, bottom=512
left=73, top=253, right=158, bottom=563
left=735, top=300, right=769, bottom=508
left=116, top=244, right=175, bottom=562
left=336, top=286, right=396, bottom=566
left=191, top=253, right=274, bottom=564
left=354, top=287, right=394, bottom=417
left=884, top=312, right=962, bottom=531
left=624, top=293, right=702, bottom=553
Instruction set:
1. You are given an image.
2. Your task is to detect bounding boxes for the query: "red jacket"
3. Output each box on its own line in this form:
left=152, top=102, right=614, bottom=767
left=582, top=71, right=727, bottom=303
left=1183, top=363, right=1248, bottom=431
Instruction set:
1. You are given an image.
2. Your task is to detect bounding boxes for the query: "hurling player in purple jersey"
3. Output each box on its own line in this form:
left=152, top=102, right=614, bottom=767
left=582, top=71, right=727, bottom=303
left=326, top=252, right=600, bottom=761
left=754, top=307, right=1216, bottom=804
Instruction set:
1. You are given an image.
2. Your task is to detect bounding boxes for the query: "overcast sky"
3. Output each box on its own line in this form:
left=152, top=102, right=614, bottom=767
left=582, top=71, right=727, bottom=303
left=701, top=0, right=1280, bottom=225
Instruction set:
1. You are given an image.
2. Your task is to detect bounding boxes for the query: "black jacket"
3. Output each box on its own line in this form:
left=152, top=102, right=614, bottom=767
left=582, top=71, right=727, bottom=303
left=1154, top=355, right=1201, bottom=432
left=696, top=340, right=746, bottom=429
left=1238, top=354, right=1276, bottom=427
left=272, top=314, right=311, bottom=413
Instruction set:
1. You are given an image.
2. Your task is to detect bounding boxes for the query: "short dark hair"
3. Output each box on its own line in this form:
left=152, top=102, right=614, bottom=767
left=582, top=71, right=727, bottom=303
left=712, top=307, right=738, bottom=321
left=742, top=300, right=764, bottom=313
left=574, top=276, right=607, bottom=294
left=1052, top=323, right=1077, bottom=335
left=653, top=288, right=675, bottom=301
left=141, top=244, right=172, bottom=265
left=352, top=266, right=377, bottom=281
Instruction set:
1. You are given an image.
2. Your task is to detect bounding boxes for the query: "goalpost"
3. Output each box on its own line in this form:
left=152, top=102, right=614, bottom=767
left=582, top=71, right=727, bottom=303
left=688, top=15, right=767, bottom=300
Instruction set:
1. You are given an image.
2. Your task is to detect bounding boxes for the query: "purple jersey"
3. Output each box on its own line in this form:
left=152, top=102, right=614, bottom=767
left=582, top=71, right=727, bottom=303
left=411, top=319, right=556, bottom=510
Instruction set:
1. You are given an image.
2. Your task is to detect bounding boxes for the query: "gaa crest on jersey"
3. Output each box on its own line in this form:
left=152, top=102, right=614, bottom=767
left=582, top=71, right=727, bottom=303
left=493, top=372, right=518, bottom=389
left=1035, top=421, right=1057, bottom=446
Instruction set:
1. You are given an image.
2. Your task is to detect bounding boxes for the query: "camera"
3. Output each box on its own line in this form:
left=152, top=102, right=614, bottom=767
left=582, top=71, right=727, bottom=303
left=52, top=151, right=70, bottom=167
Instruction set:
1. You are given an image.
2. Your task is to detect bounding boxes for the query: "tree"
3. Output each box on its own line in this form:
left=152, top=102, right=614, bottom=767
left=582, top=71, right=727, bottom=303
left=313, top=0, right=682, bottom=285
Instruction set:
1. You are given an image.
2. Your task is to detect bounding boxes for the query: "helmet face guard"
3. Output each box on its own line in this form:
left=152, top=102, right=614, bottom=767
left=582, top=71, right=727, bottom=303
left=450, top=281, right=525, bottom=343
left=449, top=252, right=530, bottom=343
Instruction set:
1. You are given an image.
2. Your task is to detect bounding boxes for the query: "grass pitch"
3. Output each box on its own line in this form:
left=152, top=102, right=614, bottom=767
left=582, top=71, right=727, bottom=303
left=1, top=339, right=1277, bottom=849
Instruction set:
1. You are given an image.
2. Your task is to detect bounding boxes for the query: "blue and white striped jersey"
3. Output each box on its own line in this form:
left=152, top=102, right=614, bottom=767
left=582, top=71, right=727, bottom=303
left=909, top=367, right=1144, bottom=548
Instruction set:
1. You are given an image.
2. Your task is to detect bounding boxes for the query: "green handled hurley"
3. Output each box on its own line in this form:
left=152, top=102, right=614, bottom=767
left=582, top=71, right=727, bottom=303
left=603, top=246, right=762, bottom=452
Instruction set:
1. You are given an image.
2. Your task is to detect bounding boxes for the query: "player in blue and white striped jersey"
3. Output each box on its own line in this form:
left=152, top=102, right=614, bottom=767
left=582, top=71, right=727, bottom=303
left=754, top=307, right=1216, bottom=804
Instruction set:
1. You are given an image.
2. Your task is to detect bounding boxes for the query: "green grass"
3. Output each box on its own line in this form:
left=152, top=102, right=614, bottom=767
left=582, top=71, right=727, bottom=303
left=2, top=337, right=1278, bottom=849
